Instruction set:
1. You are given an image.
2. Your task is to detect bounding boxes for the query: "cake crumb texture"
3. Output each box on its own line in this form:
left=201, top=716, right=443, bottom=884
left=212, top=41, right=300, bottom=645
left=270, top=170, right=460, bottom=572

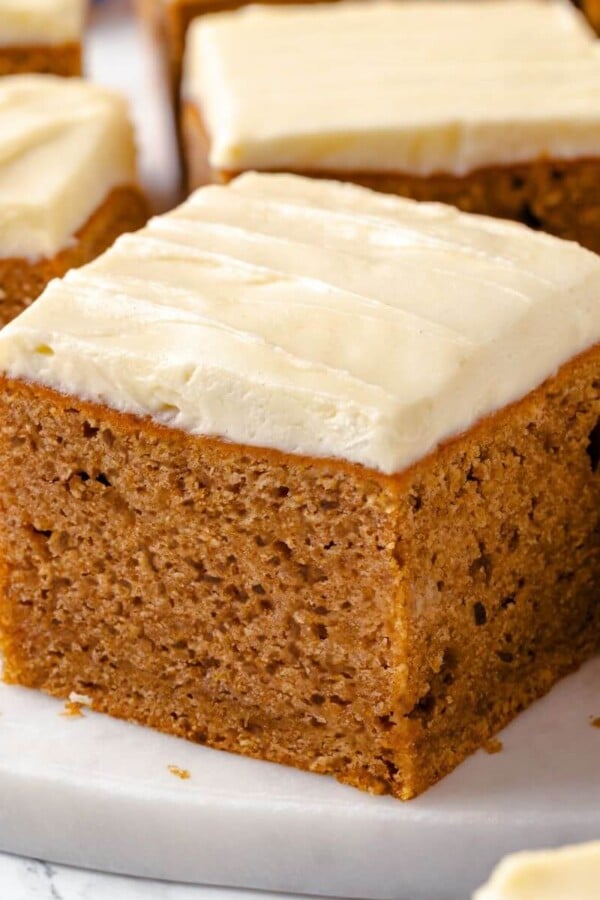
left=0, top=342, right=598, bottom=798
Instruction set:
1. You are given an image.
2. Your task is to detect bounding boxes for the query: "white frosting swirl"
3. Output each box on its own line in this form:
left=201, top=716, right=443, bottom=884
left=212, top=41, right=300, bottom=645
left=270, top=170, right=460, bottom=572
left=0, top=173, right=599, bottom=474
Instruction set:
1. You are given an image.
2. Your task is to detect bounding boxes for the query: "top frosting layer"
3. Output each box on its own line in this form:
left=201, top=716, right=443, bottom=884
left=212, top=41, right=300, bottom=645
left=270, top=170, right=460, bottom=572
left=473, top=841, right=600, bottom=900
left=0, top=0, right=86, bottom=45
left=0, top=75, right=138, bottom=260
left=184, top=0, right=600, bottom=176
left=0, top=172, right=599, bottom=475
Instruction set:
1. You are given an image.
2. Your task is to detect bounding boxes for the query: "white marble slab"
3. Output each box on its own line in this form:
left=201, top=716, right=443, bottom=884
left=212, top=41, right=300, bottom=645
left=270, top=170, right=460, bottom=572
left=0, top=853, right=317, bottom=900
left=1, top=658, right=599, bottom=900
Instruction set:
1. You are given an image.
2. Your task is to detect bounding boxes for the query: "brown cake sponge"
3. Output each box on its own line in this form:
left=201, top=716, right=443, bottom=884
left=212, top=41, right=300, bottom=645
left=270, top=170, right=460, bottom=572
left=0, top=342, right=598, bottom=799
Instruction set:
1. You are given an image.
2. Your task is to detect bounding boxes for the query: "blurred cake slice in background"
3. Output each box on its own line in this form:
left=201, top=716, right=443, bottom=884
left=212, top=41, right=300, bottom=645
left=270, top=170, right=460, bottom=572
left=474, top=841, right=600, bottom=899
left=0, top=75, right=148, bottom=326
left=0, top=173, right=598, bottom=800
left=135, top=0, right=344, bottom=104
left=182, top=0, right=600, bottom=252
left=0, top=0, right=87, bottom=77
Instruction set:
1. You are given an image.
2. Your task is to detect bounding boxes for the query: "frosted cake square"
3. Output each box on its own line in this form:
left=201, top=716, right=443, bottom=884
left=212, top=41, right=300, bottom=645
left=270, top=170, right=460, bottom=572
left=182, top=0, right=600, bottom=253
left=0, top=0, right=86, bottom=77
left=0, top=173, right=598, bottom=799
left=0, top=76, right=148, bottom=327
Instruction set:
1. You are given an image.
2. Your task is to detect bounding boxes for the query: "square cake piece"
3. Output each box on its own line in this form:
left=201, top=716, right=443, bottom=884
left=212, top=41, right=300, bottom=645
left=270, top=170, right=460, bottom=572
left=182, top=0, right=600, bottom=253
left=0, top=0, right=86, bottom=76
left=0, top=75, right=148, bottom=327
left=0, top=173, right=599, bottom=800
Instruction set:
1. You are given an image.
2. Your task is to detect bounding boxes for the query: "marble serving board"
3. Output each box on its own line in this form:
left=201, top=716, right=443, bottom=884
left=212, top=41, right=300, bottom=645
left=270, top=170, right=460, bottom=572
left=0, top=658, right=598, bottom=900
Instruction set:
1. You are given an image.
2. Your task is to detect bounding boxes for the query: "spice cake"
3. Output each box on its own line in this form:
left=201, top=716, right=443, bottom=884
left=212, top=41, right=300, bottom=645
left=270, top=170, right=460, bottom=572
left=474, top=841, right=600, bottom=899
left=0, top=173, right=599, bottom=800
left=0, top=0, right=86, bottom=77
left=0, top=75, right=148, bottom=327
left=182, top=0, right=600, bottom=253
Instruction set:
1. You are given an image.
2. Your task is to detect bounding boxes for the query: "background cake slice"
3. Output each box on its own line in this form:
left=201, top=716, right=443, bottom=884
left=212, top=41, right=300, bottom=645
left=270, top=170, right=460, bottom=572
left=0, top=0, right=86, bottom=77
left=182, top=0, right=600, bottom=252
left=0, top=75, right=148, bottom=327
left=474, top=840, right=600, bottom=899
left=0, top=173, right=598, bottom=800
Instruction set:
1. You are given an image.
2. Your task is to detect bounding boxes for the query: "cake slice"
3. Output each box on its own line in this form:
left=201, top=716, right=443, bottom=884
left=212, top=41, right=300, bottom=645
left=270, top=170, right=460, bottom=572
left=0, top=75, right=148, bottom=327
left=0, top=173, right=598, bottom=800
left=182, top=0, right=600, bottom=253
left=474, top=841, right=600, bottom=899
left=0, top=0, right=86, bottom=76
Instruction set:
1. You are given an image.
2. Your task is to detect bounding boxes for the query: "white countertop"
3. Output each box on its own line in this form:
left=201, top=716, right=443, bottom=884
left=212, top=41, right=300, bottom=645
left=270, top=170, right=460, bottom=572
left=0, top=853, right=322, bottom=900
left=1, top=655, right=598, bottom=900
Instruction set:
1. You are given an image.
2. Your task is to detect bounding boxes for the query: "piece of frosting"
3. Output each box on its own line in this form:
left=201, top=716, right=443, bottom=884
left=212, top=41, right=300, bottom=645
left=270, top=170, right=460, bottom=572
left=183, top=0, right=600, bottom=176
left=0, top=0, right=86, bottom=46
left=473, top=841, right=600, bottom=900
left=0, top=172, right=599, bottom=475
left=0, top=75, right=138, bottom=261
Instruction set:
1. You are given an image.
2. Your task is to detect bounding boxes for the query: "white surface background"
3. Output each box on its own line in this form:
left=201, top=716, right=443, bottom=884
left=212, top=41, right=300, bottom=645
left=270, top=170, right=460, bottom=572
left=89, top=0, right=183, bottom=214
left=1, top=3, right=599, bottom=899
left=1, top=651, right=599, bottom=900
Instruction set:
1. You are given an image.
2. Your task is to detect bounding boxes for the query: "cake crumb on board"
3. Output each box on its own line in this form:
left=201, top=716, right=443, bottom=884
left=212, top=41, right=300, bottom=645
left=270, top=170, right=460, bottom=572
left=484, top=738, right=504, bottom=755
left=168, top=765, right=191, bottom=780
left=61, top=700, right=85, bottom=718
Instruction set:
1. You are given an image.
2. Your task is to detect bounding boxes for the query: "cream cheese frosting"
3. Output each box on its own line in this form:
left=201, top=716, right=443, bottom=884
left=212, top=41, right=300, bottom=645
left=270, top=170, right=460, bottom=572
left=0, top=75, right=138, bottom=261
left=0, top=172, right=600, bottom=475
left=0, top=0, right=86, bottom=46
left=183, top=0, right=600, bottom=176
left=473, top=841, right=600, bottom=900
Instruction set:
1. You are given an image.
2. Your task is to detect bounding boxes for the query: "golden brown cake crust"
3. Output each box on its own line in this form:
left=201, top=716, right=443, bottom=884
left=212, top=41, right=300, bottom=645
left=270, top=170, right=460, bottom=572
left=581, top=0, right=600, bottom=32
left=182, top=101, right=600, bottom=255
left=0, top=42, right=82, bottom=77
left=0, top=343, right=599, bottom=799
left=0, top=185, right=149, bottom=328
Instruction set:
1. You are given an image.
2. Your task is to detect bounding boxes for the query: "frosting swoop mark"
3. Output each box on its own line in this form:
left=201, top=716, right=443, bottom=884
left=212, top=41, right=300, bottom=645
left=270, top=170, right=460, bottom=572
left=0, top=173, right=599, bottom=474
